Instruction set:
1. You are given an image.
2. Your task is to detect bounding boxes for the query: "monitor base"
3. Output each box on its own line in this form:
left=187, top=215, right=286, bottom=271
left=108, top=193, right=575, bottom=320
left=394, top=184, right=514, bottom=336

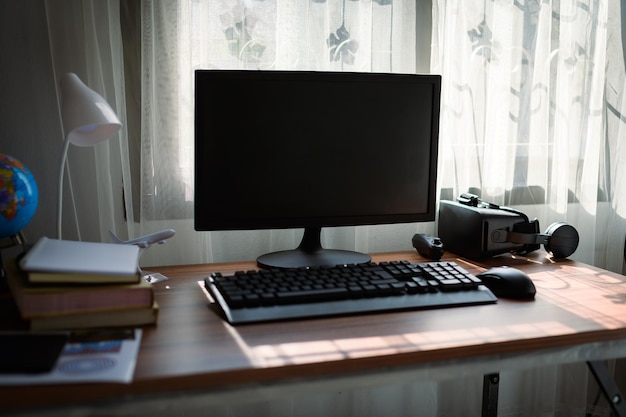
left=256, top=226, right=371, bottom=269
left=257, top=248, right=371, bottom=270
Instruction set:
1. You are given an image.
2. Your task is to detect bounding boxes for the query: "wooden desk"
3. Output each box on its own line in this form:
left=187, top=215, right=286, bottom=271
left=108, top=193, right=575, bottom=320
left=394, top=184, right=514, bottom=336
left=3, top=250, right=626, bottom=414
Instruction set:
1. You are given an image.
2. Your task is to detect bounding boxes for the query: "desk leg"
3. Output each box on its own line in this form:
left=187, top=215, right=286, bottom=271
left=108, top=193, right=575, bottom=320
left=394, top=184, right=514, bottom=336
left=587, top=360, right=626, bottom=417
left=482, top=373, right=500, bottom=417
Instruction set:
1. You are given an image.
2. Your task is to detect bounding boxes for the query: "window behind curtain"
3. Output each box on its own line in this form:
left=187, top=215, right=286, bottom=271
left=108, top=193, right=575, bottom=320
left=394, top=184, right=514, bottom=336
left=122, top=0, right=626, bottom=275
left=121, top=0, right=427, bottom=221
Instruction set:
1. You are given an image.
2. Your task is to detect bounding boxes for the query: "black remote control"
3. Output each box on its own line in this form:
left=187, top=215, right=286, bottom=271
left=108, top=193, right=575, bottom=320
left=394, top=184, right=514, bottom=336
left=412, top=233, right=444, bottom=260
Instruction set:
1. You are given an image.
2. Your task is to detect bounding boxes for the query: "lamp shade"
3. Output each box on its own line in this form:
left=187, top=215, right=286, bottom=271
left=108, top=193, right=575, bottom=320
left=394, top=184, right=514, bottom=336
left=59, top=73, right=121, bottom=146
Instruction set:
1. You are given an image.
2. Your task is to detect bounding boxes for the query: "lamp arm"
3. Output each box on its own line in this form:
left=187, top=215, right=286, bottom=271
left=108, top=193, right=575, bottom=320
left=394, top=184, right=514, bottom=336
left=56, top=138, right=71, bottom=240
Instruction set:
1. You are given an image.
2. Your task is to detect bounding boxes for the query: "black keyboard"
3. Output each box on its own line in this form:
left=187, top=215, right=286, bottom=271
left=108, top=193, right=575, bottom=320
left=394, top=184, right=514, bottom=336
left=205, top=261, right=498, bottom=324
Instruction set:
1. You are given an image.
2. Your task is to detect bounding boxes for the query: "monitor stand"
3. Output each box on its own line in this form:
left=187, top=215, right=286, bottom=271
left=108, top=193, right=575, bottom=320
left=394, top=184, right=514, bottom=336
left=256, top=226, right=371, bottom=269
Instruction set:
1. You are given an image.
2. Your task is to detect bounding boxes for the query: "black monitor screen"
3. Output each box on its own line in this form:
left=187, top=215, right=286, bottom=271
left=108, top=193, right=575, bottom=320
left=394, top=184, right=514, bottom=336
left=194, top=70, right=441, bottom=268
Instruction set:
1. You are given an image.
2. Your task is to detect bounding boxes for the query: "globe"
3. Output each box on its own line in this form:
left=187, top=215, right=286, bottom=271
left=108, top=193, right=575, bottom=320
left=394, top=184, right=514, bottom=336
left=0, top=154, right=38, bottom=239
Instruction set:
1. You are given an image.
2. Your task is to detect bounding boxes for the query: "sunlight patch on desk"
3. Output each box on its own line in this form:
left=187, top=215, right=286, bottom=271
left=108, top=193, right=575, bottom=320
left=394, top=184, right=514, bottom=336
left=533, top=321, right=574, bottom=336
left=246, top=321, right=577, bottom=366
left=405, top=328, right=479, bottom=349
left=335, top=336, right=414, bottom=358
left=472, top=327, right=501, bottom=339
left=190, top=281, right=617, bottom=369
left=504, top=322, right=573, bottom=338
left=534, top=273, right=626, bottom=330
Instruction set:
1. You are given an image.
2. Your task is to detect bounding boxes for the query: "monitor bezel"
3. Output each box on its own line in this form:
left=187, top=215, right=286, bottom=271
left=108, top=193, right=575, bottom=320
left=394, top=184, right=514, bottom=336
left=193, top=69, right=441, bottom=233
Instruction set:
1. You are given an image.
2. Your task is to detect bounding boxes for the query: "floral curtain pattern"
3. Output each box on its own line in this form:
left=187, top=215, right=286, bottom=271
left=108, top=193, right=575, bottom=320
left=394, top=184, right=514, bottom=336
left=139, top=0, right=626, bottom=274
left=432, top=0, right=626, bottom=272
left=139, top=0, right=421, bottom=266
left=435, top=0, right=607, bottom=199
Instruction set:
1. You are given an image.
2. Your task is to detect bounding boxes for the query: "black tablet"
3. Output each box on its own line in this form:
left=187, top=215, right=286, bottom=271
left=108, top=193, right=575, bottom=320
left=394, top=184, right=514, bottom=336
left=0, top=332, right=67, bottom=374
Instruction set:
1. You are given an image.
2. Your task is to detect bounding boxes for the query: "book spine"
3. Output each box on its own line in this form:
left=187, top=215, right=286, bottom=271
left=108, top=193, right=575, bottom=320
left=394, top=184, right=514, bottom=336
left=18, top=287, right=154, bottom=318
left=29, top=304, right=159, bottom=331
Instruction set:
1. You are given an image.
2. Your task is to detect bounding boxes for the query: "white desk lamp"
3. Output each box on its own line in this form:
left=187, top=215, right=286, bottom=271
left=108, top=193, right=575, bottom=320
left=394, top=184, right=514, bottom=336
left=57, top=73, right=121, bottom=239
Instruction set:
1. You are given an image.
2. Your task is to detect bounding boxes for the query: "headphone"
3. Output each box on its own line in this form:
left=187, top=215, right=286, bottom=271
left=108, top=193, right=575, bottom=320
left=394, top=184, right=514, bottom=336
left=457, top=193, right=580, bottom=258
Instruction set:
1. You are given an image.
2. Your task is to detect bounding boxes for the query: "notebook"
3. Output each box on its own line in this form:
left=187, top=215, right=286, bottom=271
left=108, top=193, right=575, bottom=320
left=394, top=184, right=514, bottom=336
left=19, top=237, right=141, bottom=284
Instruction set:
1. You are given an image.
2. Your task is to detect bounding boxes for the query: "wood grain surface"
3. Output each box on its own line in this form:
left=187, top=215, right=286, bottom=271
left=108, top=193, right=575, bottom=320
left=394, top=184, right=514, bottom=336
left=3, top=250, right=626, bottom=410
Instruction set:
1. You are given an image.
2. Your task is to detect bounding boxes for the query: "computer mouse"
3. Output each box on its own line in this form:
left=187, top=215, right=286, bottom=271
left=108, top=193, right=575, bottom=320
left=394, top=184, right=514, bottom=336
left=476, top=266, right=536, bottom=300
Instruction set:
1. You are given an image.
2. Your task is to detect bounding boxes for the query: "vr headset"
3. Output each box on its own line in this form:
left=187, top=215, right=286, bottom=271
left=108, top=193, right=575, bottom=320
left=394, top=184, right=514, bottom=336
left=438, top=193, right=579, bottom=260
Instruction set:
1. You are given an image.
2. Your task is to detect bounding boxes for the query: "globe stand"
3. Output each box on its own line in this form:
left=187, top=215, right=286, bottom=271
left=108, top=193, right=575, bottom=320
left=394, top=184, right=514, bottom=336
left=0, top=231, right=28, bottom=292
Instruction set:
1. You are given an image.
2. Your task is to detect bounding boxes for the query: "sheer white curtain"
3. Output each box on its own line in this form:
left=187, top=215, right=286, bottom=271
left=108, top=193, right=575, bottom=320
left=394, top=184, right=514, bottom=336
left=137, top=0, right=435, bottom=267
left=42, top=0, right=626, bottom=273
left=433, top=0, right=626, bottom=274
left=139, top=0, right=626, bottom=274
left=430, top=2, right=626, bottom=414
left=44, top=0, right=133, bottom=246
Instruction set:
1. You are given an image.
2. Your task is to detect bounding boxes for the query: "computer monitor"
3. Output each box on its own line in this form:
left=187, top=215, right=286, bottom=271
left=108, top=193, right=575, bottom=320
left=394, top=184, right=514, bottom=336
left=194, top=70, right=441, bottom=269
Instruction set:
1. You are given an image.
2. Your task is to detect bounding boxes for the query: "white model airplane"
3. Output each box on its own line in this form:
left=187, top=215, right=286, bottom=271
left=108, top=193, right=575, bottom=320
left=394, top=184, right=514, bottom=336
left=109, top=229, right=176, bottom=248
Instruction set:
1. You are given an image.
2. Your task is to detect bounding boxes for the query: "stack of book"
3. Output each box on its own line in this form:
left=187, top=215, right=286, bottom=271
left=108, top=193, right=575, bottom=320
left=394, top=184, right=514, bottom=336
left=5, top=237, right=158, bottom=331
